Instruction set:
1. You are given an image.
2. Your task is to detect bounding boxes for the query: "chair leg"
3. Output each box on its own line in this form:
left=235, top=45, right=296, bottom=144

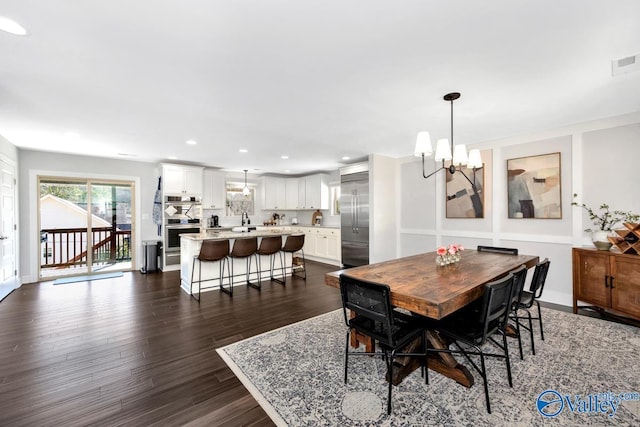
left=271, top=251, right=286, bottom=285
left=535, top=300, right=544, bottom=340
left=344, top=329, right=351, bottom=384
left=512, top=313, right=524, bottom=360
left=221, top=258, right=234, bottom=296
left=479, top=352, right=491, bottom=414
left=250, top=255, right=260, bottom=289
left=527, top=311, right=535, bottom=355
left=190, top=257, right=200, bottom=302
left=293, top=250, right=307, bottom=280
left=386, top=351, right=393, bottom=415
left=502, top=331, right=513, bottom=387
left=246, top=254, right=261, bottom=290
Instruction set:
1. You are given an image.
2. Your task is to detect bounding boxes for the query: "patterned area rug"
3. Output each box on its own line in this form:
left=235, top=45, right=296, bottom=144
left=217, top=308, right=640, bottom=426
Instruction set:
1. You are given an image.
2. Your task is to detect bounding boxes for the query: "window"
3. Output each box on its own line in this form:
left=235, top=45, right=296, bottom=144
left=226, top=181, right=256, bottom=216
left=330, top=184, right=341, bottom=216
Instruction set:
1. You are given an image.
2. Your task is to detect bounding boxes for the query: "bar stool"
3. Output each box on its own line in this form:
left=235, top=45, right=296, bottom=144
left=279, top=234, right=306, bottom=284
left=257, top=235, right=286, bottom=285
left=229, top=237, right=260, bottom=292
left=190, top=239, right=230, bottom=301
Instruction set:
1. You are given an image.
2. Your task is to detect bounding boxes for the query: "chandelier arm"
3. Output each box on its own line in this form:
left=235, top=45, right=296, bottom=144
left=421, top=155, right=447, bottom=179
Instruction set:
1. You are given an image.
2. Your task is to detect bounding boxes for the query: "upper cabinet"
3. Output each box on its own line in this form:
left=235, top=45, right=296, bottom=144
left=285, top=179, right=299, bottom=210
left=162, top=164, right=204, bottom=197
left=262, top=173, right=330, bottom=210
left=202, top=169, right=225, bottom=209
left=262, top=177, right=287, bottom=210
left=299, top=174, right=329, bottom=210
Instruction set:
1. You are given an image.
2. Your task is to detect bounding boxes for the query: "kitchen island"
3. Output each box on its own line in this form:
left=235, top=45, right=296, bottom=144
left=179, top=229, right=297, bottom=295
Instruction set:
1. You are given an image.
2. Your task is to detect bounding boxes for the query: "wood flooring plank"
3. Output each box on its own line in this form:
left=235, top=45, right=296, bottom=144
left=0, top=262, right=342, bottom=426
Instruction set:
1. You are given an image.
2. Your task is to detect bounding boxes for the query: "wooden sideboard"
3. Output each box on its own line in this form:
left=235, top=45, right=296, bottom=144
left=572, top=247, right=640, bottom=321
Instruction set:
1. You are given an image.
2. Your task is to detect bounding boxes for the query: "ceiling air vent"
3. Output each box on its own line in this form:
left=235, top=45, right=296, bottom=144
left=611, top=54, right=639, bottom=76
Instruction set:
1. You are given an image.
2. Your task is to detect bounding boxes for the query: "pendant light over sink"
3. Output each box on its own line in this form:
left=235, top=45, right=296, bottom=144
left=242, top=169, right=250, bottom=196
left=414, top=92, right=483, bottom=185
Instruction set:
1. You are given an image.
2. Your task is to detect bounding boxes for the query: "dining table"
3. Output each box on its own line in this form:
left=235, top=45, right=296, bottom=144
left=325, top=249, right=539, bottom=387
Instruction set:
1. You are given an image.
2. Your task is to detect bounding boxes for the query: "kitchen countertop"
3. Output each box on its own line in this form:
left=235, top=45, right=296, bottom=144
left=180, top=229, right=294, bottom=241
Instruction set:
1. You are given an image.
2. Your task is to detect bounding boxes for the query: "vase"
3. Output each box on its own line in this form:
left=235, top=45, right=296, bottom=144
left=591, top=230, right=612, bottom=251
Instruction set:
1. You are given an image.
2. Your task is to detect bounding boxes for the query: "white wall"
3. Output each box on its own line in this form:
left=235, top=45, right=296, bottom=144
left=369, top=154, right=398, bottom=263
left=398, top=112, right=640, bottom=308
left=18, top=150, right=160, bottom=284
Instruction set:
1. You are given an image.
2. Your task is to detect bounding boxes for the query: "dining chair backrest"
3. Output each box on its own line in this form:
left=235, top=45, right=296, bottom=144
left=198, top=239, right=230, bottom=262
left=477, top=245, right=519, bottom=255
left=529, top=258, right=550, bottom=299
left=282, top=234, right=305, bottom=253
left=508, top=265, right=528, bottom=310
left=230, top=237, right=258, bottom=258
left=477, top=273, right=515, bottom=343
left=339, top=274, right=395, bottom=347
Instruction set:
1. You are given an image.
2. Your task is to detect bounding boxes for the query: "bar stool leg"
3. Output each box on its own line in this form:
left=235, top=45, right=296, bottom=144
left=271, top=251, right=286, bottom=285
left=190, top=257, right=201, bottom=302
left=292, top=249, right=306, bottom=280
left=221, top=257, right=234, bottom=296
left=247, top=253, right=261, bottom=290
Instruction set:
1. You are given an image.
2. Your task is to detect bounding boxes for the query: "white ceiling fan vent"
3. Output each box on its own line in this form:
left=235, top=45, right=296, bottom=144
left=611, top=54, right=639, bottom=76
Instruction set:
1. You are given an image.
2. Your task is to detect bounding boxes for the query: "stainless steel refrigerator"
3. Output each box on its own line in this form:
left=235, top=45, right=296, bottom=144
left=341, top=170, right=369, bottom=267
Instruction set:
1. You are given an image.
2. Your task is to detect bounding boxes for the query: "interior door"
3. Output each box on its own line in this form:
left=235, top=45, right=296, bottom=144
left=0, top=159, right=16, bottom=291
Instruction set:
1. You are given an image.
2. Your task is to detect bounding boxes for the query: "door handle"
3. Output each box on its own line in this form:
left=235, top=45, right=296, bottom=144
left=0, top=236, right=8, bottom=240
left=610, top=276, right=615, bottom=289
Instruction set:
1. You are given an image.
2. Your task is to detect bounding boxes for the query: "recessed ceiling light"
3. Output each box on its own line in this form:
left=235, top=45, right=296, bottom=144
left=168, top=156, right=178, bottom=160
left=239, top=148, right=248, bottom=153
left=0, top=16, right=29, bottom=36
left=185, top=139, right=197, bottom=145
left=284, top=169, right=291, bottom=173
left=281, top=155, right=289, bottom=159
left=117, top=153, right=137, bottom=157
left=342, top=156, right=351, bottom=160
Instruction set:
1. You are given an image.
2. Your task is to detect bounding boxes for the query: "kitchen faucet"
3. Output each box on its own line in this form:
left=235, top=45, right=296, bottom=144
left=241, top=211, right=249, bottom=226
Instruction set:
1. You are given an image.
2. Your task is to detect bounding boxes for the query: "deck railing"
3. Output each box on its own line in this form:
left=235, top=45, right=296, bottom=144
left=40, top=227, right=131, bottom=269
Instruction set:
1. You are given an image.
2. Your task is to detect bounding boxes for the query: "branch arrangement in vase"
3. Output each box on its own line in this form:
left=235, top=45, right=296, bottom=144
left=572, top=193, right=639, bottom=232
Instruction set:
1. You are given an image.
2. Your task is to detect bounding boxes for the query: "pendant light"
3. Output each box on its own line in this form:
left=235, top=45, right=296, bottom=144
left=242, top=169, right=250, bottom=196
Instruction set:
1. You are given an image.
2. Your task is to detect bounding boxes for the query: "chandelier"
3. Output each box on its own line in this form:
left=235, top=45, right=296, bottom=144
left=414, top=92, right=483, bottom=185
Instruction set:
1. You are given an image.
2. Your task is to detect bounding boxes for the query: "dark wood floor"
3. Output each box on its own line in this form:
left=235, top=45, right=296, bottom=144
left=0, top=261, right=342, bottom=427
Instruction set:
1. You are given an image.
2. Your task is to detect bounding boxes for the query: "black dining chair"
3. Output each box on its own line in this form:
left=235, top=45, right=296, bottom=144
left=505, top=265, right=528, bottom=360
left=477, top=245, right=519, bottom=255
left=514, top=258, right=550, bottom=355
left=426, top=273, right=515, bottom=414
left=340, top=274, right=426, bottom=415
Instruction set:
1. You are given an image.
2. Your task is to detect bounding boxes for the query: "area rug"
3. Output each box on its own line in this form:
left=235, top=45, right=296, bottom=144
left=217, top=308, right=640, bottom=426
left=53, top=271, right=124, bottom=285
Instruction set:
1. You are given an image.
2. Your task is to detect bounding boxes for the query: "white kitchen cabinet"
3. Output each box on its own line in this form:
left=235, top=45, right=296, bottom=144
left=285, top=178, right=299, bottom=209
left=202, top=169, right=225, bottom=209
left=294, top=226, right=340, bottom=262
left=262, top=177, right=287, bottom=210
left=297, top=174, right=329, bottom=209
left=162, top=164, right=203, bottom=196
left=314, top=228, right=340, bottom=260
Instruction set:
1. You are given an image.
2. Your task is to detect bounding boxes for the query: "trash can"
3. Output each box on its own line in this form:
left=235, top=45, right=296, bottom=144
left=141, top=240, right=161, bottom=273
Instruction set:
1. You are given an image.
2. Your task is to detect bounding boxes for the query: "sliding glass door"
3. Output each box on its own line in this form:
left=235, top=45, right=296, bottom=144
left=39, top=177, right=135, bottom=279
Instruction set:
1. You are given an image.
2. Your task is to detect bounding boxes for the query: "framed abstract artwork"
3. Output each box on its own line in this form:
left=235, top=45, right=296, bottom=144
left=446, top=165, right=484, bottom=218
left=507, top=152, right=561, bottom=219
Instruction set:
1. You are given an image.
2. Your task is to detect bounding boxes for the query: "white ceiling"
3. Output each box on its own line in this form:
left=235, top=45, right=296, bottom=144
left=1, top=1, right=639, bottom=175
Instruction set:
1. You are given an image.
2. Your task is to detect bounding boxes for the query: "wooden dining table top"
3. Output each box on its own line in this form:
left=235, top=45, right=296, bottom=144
left=325, top=250, right=539, bottom=320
